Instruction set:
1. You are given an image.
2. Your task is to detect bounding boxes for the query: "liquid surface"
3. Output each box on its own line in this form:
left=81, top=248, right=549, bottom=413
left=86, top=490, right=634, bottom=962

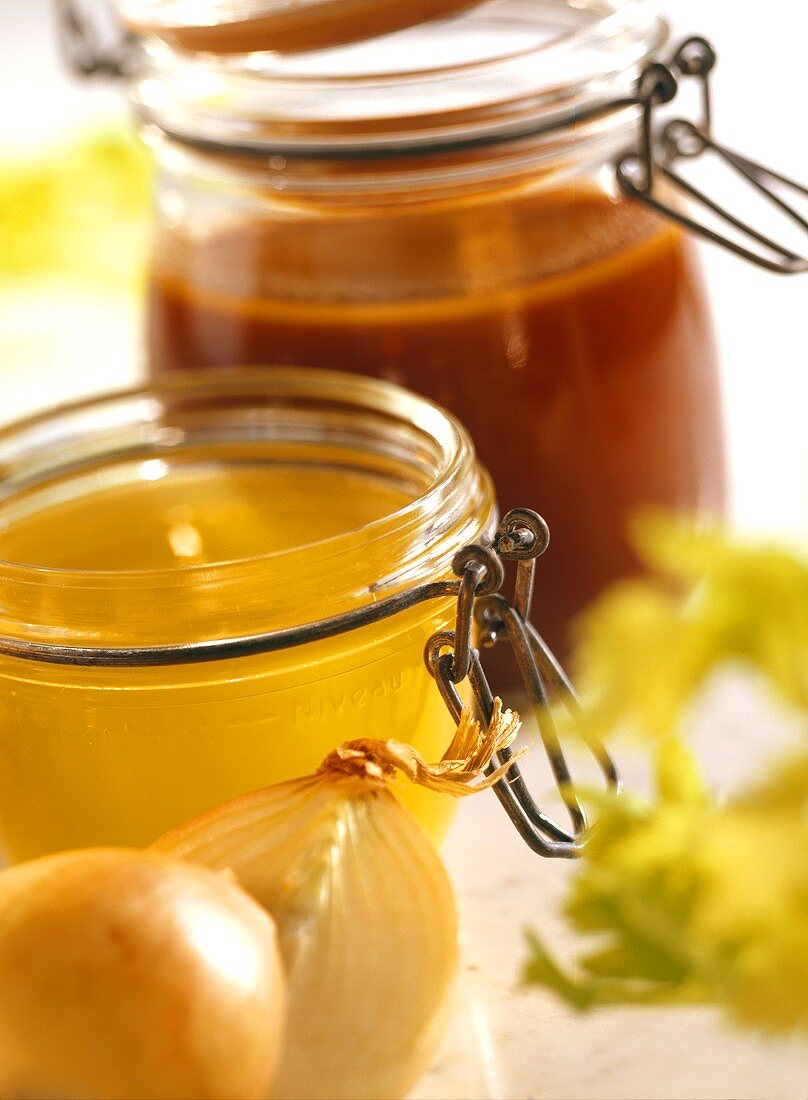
left=0, top=461, right=411, bottom=571
left=149, top=187, right=726, bottom=654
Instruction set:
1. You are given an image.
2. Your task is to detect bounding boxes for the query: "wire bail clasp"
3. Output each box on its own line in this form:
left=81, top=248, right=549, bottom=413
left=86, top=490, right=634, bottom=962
left=54, top=0, right=134, bottom=80
left=424, top=510, right=619, bottom=859
left=617, top=36, right=808, bottom=275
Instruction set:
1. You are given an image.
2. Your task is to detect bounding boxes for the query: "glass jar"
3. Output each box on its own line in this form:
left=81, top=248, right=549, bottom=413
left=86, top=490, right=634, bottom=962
left=135, top=0, right=727, bottom=656
left=0, top=369, right=494, bottom=863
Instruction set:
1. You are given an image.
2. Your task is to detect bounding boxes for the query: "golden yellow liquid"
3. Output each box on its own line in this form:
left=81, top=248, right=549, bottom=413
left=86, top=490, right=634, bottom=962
left=0, top=457, right=459, bottom=862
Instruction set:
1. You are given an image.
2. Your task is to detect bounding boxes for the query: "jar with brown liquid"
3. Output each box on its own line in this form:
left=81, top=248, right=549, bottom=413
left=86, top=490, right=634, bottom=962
left=137, top=0, right=726, bottom=655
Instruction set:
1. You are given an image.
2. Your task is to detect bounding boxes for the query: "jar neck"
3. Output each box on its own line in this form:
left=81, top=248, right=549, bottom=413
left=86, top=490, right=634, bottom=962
left=132, top=0, right=668, bottom=184
left=0, top=370, right=495, bottom=649
left=148, top=106, right=639, bottom=201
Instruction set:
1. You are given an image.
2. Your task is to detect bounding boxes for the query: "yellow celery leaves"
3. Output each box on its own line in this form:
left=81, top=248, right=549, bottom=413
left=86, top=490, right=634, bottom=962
left=573, top=511, right=808, bottom=739
left=0, top=128, right=152, bottom=291
left=694, top=754, right=808, bottom=1033
left=527, top=740, right=808, bottom=1031
left=527, top=516, right=808, bottom=1035
left=527, top=740, right=714, bottom=1008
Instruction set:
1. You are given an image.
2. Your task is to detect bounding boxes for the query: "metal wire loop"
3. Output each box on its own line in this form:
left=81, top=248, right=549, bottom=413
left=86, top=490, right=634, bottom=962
left=494, top=509, right=549, bottom=625
left=671, top=35, right=717, bottom=80
left=617, top=36, right=808, bottom=275
left=450, top=566, right=480, bottom=683
left=54, top=1, right=134, bottom=79
left=662, top=119, right=708, bottom=161
left=424, top=509, right=620, bottom=858
left=451, top=544, right=504, bottom=595
left=432, top=648, right=581, bottom=859
left=494, top=509, right=550, bottom=562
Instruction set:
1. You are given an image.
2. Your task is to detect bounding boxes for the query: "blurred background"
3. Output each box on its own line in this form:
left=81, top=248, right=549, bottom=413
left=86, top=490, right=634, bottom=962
left=1, top=0, right=806, bottom=540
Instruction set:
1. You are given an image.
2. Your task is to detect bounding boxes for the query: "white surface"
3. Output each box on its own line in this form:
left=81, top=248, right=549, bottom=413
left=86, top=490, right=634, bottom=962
left=1, top=3, right=807, bottom=1098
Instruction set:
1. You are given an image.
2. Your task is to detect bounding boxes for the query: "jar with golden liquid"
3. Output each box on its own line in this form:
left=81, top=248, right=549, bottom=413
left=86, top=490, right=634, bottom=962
left=0, top=370, right=497, bottom=861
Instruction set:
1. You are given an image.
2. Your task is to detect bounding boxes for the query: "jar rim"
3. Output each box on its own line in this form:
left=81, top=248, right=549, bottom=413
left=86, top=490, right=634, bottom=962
left=132, top=0, right=668, bottom=159
left=0, top=368, right=495, bottom=650
left=0, top=367, right=486, bottom=581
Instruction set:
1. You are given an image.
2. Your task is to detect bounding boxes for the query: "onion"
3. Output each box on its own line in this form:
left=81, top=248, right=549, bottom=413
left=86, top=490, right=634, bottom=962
left=155, top=701, right=521, bottom=1100
left=0, top=848, right=286, bottom=1100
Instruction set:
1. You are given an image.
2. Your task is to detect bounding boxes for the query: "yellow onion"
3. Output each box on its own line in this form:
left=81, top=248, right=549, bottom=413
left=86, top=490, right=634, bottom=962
left=0, top=848, right=286, bottom=1100
left=154, top=700, right=521, bottom=1100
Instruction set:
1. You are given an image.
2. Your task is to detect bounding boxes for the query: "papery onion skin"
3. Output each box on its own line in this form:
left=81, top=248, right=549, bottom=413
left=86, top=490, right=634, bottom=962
left=0, top=848, right=286, bottom=1100
left=154, top=775, right=459, bottom=1100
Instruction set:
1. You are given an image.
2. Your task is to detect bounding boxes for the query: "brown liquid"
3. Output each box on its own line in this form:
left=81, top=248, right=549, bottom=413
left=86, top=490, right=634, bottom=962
left=148, top=188, right=725, bottom=654
left=128, top=0, right=483, bottom=54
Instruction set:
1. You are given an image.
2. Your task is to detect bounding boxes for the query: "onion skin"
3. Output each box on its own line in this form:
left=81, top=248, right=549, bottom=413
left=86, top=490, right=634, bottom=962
left=154, top=775, right=459, bottom=1100
left=0, top=848, right=286, bottom=1100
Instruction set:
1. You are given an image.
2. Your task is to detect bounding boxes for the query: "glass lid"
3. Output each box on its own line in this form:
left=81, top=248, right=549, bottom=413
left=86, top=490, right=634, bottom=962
left=116, top=0, right=487, bottom=53
left=132, top=0, right=667, bottom=155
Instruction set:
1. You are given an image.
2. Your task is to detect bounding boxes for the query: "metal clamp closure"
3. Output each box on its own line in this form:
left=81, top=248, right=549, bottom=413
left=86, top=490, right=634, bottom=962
left=54, top=0, right=134, bottom=80
left=617, top=36, right=808, bottom=275
left=424, top=510, right=619, bottom=859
